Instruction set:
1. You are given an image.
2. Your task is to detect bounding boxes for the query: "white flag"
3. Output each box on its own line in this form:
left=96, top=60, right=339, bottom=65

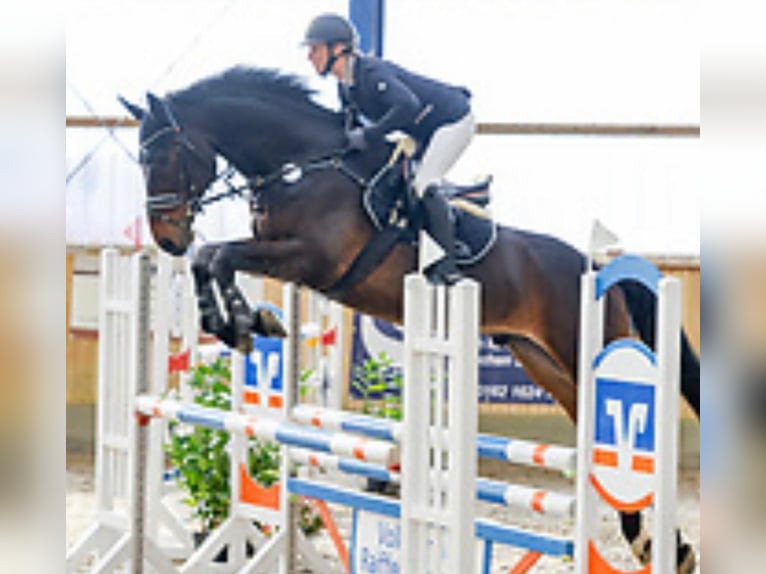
left=589, top=219, right=620, bottom=254
left=418, top=231, right=445, bottom=272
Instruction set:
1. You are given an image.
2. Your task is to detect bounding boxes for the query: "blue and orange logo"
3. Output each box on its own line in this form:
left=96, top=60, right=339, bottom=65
left=590, top=377, right=657, bottom=512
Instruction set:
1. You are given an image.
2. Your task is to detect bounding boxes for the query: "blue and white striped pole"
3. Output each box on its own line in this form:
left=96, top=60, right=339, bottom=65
left=290, top=447, right=575, bottom=519
left=135, top=396, right=400, bottom=468
left=293, top=404, right=577, bottom=474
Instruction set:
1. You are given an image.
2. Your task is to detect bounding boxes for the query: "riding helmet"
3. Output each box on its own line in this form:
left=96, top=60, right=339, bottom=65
left=303, top=13, right=358, bottom=47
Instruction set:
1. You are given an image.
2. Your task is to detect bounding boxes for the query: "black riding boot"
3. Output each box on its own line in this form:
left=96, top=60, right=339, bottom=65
left=420, top=185, right=463, bottom=285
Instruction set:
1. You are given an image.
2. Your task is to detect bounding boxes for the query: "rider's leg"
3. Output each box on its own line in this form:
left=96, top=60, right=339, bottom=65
left=419, top=186, right=462, bottom=284
left=412, top=112, right=475, bottom=284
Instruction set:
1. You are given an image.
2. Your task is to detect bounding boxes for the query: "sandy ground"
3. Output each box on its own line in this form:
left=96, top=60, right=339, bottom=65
left=67, top=453, right=700, bottom=573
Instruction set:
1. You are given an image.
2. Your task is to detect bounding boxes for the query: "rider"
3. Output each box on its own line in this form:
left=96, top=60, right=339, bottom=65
left=303, top=13, right=475, bottom=285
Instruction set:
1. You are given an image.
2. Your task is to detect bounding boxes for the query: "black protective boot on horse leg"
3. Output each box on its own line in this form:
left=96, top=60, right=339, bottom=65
left=419, top=185, right=463, bottom=285
left=194, top=243, right=287, bottom=354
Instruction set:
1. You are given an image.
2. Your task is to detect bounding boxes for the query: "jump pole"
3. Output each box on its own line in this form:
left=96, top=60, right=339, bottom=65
left=292, top=405, right=578, bottom=475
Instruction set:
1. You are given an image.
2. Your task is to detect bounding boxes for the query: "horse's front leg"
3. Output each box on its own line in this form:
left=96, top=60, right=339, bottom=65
left=191, top=244, right=239, bottom=349
left=207, top=238, right=305, bottom=351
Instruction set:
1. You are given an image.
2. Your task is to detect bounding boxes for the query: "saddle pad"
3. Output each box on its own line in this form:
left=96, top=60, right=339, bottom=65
left=452, top=207, right=497, bottom=266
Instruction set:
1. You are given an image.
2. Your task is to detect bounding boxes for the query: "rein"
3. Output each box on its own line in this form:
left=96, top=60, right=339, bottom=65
left=249, top=134, right=415, bottom=199
left=248, top=151, right=367, bottom=199
left=140, top=96, right=405, bottom=218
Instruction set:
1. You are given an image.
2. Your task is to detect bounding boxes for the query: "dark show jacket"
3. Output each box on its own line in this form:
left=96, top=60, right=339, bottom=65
left=339, top=55, right=471, bottom=150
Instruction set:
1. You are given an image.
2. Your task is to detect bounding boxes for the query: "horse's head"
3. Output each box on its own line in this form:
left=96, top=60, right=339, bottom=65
left=121, top=93, right=217, bottom=256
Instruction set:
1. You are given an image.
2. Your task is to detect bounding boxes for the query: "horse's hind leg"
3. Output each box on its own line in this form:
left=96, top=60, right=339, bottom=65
left=504, top=336, right=578, bottom=420
left=621, top=514, right=696, bottom=574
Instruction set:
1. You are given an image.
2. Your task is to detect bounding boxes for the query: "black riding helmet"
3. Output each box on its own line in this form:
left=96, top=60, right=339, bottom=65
left=303, top=14, right=358, bottom=76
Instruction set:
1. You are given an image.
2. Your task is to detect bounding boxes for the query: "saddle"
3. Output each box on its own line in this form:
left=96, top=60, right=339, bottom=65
left=442, top=177, right=492, bottom=208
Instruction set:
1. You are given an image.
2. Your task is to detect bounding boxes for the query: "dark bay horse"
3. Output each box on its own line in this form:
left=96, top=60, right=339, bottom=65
left=121, top=66, right=698, bottom=572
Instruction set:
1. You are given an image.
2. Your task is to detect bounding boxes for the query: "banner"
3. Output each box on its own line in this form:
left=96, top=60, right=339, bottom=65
left=351, top=313, right=553, bottom=404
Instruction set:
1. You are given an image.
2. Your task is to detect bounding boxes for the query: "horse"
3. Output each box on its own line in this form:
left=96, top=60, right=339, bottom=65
left=121, top=66, right=699, bottom=572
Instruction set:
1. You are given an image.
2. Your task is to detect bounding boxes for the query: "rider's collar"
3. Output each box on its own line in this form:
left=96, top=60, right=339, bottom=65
left=341, top=53, right=357, bottom=87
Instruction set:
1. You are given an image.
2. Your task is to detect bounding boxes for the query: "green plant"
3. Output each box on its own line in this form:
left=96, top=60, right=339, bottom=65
left=165, top=358, right=307, bottom=533
left=165, top=360, right=233, bottom=531
left=351, top=353, right=403, bottom=421
left=166, top=359, right=281, bottom=531
left=298, top=366, right=320, bottom=401
left=297, top=499, right=324, bottom=536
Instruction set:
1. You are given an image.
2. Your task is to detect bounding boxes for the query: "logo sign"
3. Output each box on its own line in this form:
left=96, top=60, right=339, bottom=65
left=594, top=379, right=655, bottom=456
left=244, top=303, right=284, bottom=400
left=351, top=314, right=551, bottom=404
left=590, top=343, right=658, bottom=511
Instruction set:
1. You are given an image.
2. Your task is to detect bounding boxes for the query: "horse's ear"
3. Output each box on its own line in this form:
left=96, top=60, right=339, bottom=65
left=118, top=95, right=145, bottom=121
left=146, top=92, right=165, bottom=118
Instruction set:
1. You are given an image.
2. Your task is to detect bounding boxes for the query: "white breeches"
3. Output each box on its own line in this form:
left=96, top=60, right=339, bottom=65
left=412, top=111, right=476, bottom=197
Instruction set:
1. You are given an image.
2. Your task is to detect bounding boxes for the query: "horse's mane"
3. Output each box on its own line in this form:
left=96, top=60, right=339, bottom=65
left=169, top=66, right=325, bottom=112
left=166, top=65, right=381, bottom=163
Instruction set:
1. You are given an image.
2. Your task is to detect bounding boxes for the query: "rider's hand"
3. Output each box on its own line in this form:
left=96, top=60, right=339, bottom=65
left=345, top=127, right=368, bottom=151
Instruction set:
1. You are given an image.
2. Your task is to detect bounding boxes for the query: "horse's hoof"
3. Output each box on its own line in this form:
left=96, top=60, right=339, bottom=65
left=630, top=529, right=652, bottom=565
left=631, top=531, right=696, bottom=574
left=236, top=339, right=254, bottom=355
left=254, top=308, right=288, bottom=338
left=234, top=315, right=254, bottom=355
left=677, top=543, right=696, bottom=574
left=236, top=337, right=253, bottom=355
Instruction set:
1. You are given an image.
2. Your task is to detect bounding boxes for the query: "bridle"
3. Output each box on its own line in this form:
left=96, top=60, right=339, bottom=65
left=140, top=98, right=246, bottom=231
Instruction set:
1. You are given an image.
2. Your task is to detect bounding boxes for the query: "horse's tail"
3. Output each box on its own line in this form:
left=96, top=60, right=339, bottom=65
left=620, top=280, right=700, bottom=419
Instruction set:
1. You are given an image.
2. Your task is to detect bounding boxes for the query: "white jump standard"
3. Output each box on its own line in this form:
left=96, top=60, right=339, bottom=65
left=575, top=255, right=681, bottom=574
